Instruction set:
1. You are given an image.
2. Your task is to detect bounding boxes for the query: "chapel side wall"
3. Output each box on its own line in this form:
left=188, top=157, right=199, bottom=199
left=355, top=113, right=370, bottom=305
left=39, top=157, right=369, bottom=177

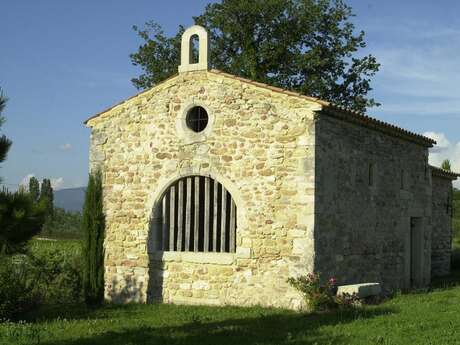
left=86, top=71, right=319, bottom=309
left=314, top=115, right=432, bottom=290
left=431, top=175, right=453, bottom=277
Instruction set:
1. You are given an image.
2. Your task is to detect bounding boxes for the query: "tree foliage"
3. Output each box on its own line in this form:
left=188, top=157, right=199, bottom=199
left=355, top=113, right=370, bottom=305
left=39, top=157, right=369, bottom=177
left=0, top=189, right=46, bottom=254
left=441, top=159, right=452, bottom=171
left=39, top=178, right=54, bottom=218
left=130, top=0, right=380, bottom=112
left=29, top=176, right=40, bottom=202
left=42, top=207, right=83, bottom=239
left=0, top=89, right=12, bottom=180
left=82, top=171, right=105, bottom=305
left=0, top=88, right=46, bottom=254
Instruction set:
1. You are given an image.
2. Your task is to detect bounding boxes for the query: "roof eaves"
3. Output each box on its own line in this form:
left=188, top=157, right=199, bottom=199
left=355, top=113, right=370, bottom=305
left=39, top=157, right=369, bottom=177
left=430, top=165, right=460, bottom=180
left=321, top=104, right=436, bottom=147
left=83, top=72, right=179, bottom=125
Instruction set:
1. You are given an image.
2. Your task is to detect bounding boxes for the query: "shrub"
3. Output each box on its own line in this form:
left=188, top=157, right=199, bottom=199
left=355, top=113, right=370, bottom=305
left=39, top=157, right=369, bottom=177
left=0, top=255, right=41, bottom=320
left=0, top=241, right=83, bottom=320
left=41, top=207, right=83, bottom=240
left=288, top=273, right=337, bottom=312
left=288, top=272, right=361, bottom=312
left=334, top=292, right=362, bottom=309
left=29, top=241, right=83, bottom=304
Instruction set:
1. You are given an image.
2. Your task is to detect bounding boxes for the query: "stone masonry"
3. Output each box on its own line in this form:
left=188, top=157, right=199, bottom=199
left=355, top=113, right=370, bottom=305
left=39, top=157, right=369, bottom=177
left=431, top=168, right=457, bottom=277
left=85, top=25, right=457, bottom=309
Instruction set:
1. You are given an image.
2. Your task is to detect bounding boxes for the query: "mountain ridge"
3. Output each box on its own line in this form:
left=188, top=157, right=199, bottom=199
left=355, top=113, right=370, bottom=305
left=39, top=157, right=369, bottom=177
left=54, top=187, right=86, bottom=212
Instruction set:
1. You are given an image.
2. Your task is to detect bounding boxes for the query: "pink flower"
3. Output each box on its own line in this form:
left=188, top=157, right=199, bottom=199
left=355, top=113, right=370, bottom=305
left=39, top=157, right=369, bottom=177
left=328, top=277, right=337, bottom=285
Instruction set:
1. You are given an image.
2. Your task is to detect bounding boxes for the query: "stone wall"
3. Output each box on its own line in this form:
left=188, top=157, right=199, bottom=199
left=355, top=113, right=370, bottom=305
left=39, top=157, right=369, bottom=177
left=86, top=70, right=320, bottom=309
left=431, top=175, right=453, bottom=277
left=314, top=114, right=432, bottom=290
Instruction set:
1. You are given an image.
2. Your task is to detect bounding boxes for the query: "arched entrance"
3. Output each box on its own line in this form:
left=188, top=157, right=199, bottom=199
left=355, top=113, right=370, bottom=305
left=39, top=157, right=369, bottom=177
left=151, top=175, right=237, bottom=253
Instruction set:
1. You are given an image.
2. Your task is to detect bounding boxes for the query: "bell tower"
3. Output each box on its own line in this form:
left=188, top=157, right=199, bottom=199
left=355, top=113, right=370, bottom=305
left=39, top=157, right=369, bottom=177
left=178, top=25, right=209, bottom=73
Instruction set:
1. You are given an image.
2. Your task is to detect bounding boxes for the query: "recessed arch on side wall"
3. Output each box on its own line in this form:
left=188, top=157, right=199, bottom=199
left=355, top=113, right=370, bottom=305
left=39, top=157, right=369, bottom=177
left=147, top=170, right=246, bottom=255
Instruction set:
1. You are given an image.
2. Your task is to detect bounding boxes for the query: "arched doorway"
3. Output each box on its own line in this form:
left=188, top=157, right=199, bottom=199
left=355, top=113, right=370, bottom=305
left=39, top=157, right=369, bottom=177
left=151, top=175, right=237, bottom=253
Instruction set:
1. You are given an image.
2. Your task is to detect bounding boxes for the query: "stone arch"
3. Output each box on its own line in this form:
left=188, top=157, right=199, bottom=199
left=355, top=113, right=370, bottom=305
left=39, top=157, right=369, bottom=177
left=178, top=25, right=209, bottom=73
left=147, top=170, right=246, bottom=254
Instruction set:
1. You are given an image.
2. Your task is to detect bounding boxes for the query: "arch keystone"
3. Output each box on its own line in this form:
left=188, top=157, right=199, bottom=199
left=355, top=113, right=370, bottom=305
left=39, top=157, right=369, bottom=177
left=178, top=25, right=209, bottom=73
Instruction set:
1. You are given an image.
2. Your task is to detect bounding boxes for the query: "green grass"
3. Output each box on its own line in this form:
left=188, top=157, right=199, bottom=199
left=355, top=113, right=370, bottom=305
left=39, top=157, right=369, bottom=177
left=1, top=193, right=459, bottom=345
left=29, top=238, right=82, bottom=254
left=1, top=284, right=460, bottom=345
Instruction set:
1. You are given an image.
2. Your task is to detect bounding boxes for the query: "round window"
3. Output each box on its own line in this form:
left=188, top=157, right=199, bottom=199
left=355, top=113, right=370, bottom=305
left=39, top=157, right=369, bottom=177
left=186, top=106, right=208, bottom=133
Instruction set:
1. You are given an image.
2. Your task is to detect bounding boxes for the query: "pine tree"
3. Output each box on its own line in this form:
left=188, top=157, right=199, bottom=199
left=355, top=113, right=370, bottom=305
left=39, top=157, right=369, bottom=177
left=0, top=189, right=46, bottom=254
left=0, top=88, right=45, bottom=254
left=29, top=176, right=40, bottom=202
left=82, top=170, right=105, bottom=305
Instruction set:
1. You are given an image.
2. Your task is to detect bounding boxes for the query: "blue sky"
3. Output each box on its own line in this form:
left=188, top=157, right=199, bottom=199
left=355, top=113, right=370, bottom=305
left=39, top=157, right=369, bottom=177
left=1, top=0, right=459, bottom=189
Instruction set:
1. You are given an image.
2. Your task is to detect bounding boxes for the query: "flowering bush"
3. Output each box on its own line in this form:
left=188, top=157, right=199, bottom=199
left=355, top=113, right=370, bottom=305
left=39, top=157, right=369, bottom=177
left=288, top=273, right=361, bottom=312
left=287, top=273, right=337, bottom=311
left=334, top=292, right=362, bottom=309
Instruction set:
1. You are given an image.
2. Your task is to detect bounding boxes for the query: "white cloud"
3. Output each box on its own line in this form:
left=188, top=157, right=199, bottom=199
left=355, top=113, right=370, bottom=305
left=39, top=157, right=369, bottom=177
left=59, top=143, right=72, bottom=151
left=19, top=174, right=65, bottom=191
left=50, top=177, right=64, bottom=190
left=20, top=173, right=35, bottom=189
left=424, top=131, right=460, bottom=187
left=423, top=132, right=450, bottom=151
left=365, top=20, right=460, bottom=118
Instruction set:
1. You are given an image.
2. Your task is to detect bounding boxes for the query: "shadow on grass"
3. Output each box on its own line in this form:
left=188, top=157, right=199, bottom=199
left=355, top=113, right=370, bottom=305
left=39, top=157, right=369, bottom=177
left=38, top=306, right=396, bottom=345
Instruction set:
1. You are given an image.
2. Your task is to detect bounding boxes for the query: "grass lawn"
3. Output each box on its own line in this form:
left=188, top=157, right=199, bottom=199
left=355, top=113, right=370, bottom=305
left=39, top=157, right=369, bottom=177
left=2, top=205, right=459, bottom=345
left=1, top=282, right=460, bottom=345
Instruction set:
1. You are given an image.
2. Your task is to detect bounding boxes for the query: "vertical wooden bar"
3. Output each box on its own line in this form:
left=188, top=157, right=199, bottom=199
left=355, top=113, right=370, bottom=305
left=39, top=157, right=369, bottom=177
left=162, top=195, right=167, bottom=250
left=177, top=180, right=183, bottom=251
left=185, top=177, right=192, bottom=251
left=194, top=177, right=200, bottom=252
left=220, top=186, right=227, bottom=252
left=169, top=185, right=175, bottom=251
left=204, top=177, right=210, bottom=252
left=212, top=181, right=218, bottom=252
left=229, top=199, right=236, bottom=252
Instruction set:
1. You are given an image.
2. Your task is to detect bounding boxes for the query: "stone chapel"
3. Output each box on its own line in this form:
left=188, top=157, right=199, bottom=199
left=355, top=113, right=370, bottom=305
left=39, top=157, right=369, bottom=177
left=85, top=25, right=458, bottom=309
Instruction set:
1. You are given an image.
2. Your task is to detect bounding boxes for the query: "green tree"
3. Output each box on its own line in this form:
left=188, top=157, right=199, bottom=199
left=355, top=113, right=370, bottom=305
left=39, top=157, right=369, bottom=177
left=442, top=159, right=452, bottom=171
left=82, top=171, right=105, bottom=305
left=0, top=189, right=46, bottom=254
left=130, top=0, right=380, bottom=113
left=29, top=176, right=40, bottom=202
left=39, top=178, right=54, bottom=218
left=0, top=88, right=46, bottom=254
left=0, top=89, right=12, bottom=177
left=42, top=207, right=83, bottom=239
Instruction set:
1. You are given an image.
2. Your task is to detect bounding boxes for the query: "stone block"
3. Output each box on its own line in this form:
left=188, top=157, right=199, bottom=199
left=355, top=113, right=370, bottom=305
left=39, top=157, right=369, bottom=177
left=236, top=247, right=251, bottom=259
left=181, top=252, right=235, bottom=265
left=336, top=283, right=381, bottom=298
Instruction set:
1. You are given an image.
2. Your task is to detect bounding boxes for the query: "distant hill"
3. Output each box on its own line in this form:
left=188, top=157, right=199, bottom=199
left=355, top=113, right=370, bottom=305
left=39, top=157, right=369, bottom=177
left=54, top=187, right=86, bottom=212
